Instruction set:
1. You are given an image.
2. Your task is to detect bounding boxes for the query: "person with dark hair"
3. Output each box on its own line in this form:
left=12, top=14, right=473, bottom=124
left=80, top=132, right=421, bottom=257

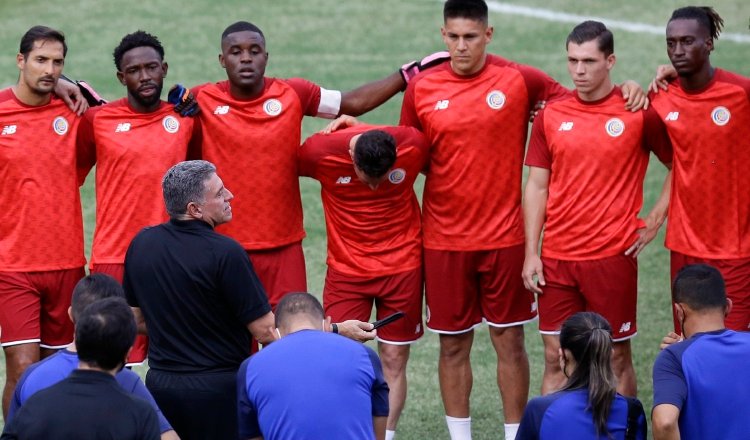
left=523, top=20, right=672, bottom=398
left=652, top=264, right=750, bottom=439
left=77, top=30, right=201, bottom=367
left=400, top=2, right=649, bottom=438
left=517, top=312, right=647, bottom=439
left=237, top=292, right=390, bottom=440
left=298, top=115, right=429, bottom=438
left=7, top=273, right=178, bottom=439
left=1, top=298, right=160, bottom=440
left=124, top=160, right=374, bottom=440
left=183, top=20, right=427, bottom=324
left=649, top=7, right=750, bottom=332
left=0, top=25, right=97, bottom=419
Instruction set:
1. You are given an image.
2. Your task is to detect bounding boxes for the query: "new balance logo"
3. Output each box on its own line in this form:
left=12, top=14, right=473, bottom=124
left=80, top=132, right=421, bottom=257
left=115, top=123, right=131, bottom=132
left=1, top=125, right=17, bottom=135
left=558, top=122, right=573, bottom=131
left=214, top=106, right=230, bottom=115
left=619, top=322, right=632, bottom=333
left=665, top=112, right=679, bottom=121
left=434, top=100, right=449, bottom=110
left=336, top=176, right=352, bottom=184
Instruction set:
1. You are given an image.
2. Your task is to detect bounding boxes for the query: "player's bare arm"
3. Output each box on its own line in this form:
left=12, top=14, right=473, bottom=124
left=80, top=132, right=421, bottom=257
left=247, top=311, right=276, bottom=345
left=625, top=166, right=672, bottom=258
left=652, top=404, right=681, bottom=440
left=320, top=115, right=362, bottom=134
left=620, top=80, right=649, bottom=111
left=522, top=166, right=550, bottom=295
left=54, top=77, right=88, bottom=115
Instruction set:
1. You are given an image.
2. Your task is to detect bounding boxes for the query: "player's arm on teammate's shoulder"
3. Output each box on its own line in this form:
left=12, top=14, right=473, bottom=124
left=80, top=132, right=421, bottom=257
left=619, top=80, right=649, bottom=111
left=522, top=166, right=550, bottom=295
left=161, top=429, right=180, bottom=440
left=339, top=52, right=449, bottom=116
left=320, top=115, right=361, bottom=134
left=55, top=74, right=108, bottom=115
left=650, top=64, right=678, bottom=93
left=659, top=332, right=683, bottom=350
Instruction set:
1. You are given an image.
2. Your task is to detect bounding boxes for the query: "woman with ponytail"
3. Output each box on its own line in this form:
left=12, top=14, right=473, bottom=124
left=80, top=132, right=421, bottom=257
left=517, top=312, right=646, bottom=439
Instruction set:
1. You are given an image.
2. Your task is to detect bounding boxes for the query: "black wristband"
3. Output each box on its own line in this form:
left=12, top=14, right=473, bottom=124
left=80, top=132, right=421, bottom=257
left=332, top=323, right=339, bottom=334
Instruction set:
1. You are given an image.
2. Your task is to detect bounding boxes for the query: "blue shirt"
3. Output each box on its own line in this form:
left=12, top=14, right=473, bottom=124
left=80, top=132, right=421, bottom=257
left=517, top=389, right=646, bottom=439
left=653, top=328, right=750, bottom=439
left=237, top=330, right=390, bottom=439
left=8, top=349, right=172, bottom=433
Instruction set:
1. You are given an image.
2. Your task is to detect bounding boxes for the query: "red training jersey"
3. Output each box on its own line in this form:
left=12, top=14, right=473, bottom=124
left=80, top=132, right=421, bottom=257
left=525, top=87, right=673, bottom=260
left=400, top=55, right=569, bottom=251
left=0, top=89, right=90, bottom=271
left=299, top=125, right=429, bottom=277
left=195, top=78, right=331, bottom=250
left=650, top=69, right=750, bottom=259
left=79, top=99, right=199, bottom=265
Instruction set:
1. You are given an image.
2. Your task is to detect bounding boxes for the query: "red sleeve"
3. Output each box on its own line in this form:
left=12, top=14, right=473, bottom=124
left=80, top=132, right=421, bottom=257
left=642, top=106, right=673, bottom=165
left=524, top=110, right=552, bottom=169
left=76, top=107, right=98, bottom=186
left=186, top=118, right=203, bottom=160
left=286, top=78, right=322, bottom=117
left=717, top=69, right=750, bottom=102
left=399, top=82, right=422, bottom=130
left=516, top=63, right=571, bottom=109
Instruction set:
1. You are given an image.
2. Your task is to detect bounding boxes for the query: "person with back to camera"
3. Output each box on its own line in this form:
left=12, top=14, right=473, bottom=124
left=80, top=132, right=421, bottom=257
left=517, top=312, right=646, bottom=439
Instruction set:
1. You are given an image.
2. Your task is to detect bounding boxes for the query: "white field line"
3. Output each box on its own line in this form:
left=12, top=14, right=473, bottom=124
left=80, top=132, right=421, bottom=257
left=486, top=1, right=750, bottom=44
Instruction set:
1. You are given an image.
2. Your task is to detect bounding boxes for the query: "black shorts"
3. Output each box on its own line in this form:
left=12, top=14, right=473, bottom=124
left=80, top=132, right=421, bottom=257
left=146, top=369, right=238, bottom=440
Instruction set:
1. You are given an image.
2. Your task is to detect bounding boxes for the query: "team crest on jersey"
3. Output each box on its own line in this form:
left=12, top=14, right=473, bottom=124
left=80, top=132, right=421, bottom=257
left=711, top=106, right=730, bottom=126
left=162, top=115, right=180, bottom=133
left=388, top=168, right=406, bottom=184
left=52, top=116, right=68, bottom=135
left=263, top=99, right=282, bottom=116
left=604, top=118, right=624, bottom=137
left=486, top=90, right=506, bottom=110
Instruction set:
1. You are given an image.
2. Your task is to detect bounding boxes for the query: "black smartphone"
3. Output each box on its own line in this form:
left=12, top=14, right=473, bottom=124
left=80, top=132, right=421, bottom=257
left=371, top=311, right=405, bottom=329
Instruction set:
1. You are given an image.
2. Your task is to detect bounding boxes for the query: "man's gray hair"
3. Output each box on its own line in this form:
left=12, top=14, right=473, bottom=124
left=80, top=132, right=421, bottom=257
left=162, top=160, right=216, bottom=218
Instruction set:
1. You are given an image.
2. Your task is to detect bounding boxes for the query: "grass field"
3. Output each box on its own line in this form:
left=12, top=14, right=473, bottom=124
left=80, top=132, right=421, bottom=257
left=1, top=0, right=748, bottom=437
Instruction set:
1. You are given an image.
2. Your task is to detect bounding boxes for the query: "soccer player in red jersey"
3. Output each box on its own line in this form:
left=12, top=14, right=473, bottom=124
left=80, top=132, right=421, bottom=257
left=299, top=116, right=429, bottom=438
left=650, top=7, right=750, bottom=331
left=400, top=2, right=648, bottom=438
left=189, top=21, right=408, bottom=312
left=78, top=31, right=200, bottom=368
left=0, top=26, right=93, bottom=418
left=522, top=21, right=673, bottom=398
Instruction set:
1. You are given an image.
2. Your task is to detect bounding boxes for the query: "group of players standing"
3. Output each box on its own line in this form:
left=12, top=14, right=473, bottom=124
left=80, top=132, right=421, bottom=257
left=1, top=0, right=749, bottom=439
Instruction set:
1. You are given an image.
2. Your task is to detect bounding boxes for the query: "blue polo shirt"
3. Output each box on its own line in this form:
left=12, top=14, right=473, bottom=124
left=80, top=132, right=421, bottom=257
left=8, top=349, right=172, bottom=433
left=517, top=388, right=646, bottom=439
left=237, top=330, right=389, bottom=439
left=653, top=328, right=750, bottom=439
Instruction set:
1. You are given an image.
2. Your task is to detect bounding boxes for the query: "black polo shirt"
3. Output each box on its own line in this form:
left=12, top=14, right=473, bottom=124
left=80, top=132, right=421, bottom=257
left=1, top=370, right=160, bottom=440
left=124, top=219, right=271, bottom=373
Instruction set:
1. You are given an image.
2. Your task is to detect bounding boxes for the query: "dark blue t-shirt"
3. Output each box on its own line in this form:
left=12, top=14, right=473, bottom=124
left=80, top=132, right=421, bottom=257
left=517, top=388, right=646, bottom=439
left=8, top=350, right=171, bottom=433
left=653, top=328, right=750, bottom=439
left=237, top=330, right=389, bottom=439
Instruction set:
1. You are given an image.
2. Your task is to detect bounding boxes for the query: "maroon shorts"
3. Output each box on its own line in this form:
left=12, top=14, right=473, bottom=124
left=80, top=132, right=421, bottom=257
left=324, top=267, right=423, bottom=344
left=424, top=245, right=536, bottom=333
left=247, top=241, right=307, bottom=308
left=0, top=268, right=83, bottom=347
left=91, top=263, right=148, bottom=366
left=671, top=252, right=750, bottom=331
left=538, top=254, right=638, bottom=341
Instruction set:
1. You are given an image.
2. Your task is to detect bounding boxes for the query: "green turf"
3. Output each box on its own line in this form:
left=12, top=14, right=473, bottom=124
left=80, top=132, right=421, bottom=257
left=1, top=0, right=747, bottom=437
